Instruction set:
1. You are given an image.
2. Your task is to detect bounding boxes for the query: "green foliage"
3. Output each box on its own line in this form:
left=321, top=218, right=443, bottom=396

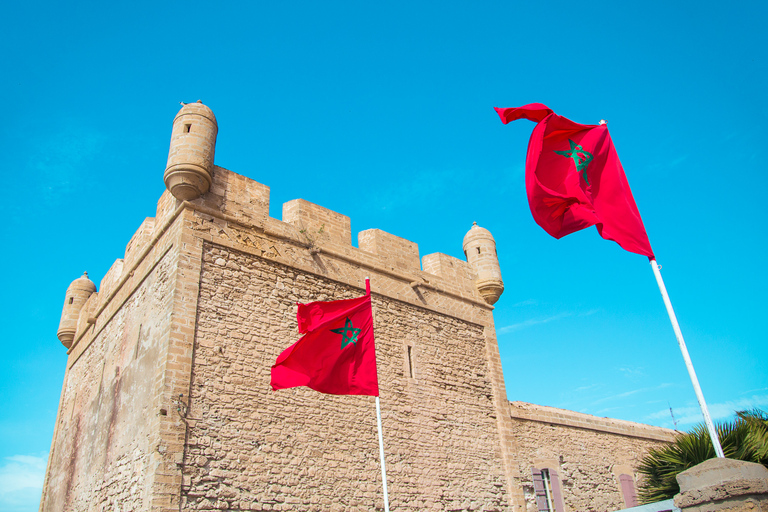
left=299, top=223, right=325, bottom=246
left=737, top=409, right=768, bottom=463
left=637, top=409, right=768, bottom=504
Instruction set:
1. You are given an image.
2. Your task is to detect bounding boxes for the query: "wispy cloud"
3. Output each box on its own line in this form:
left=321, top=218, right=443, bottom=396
left=498, top=308, right=598, bottom=334
left=739, top=387, right=768, bottom=396
left=498, top=312, right=572, bottom=334
left=618, top=366, right=646, bottom=378
left=595, top=406, right=630, bottom=415
left=574, top=383, right=600, bottom=393
left=0, top=453, right=47, bottom=511
left=648, top=394, right=768, bottom=426
left=668, top=155, right=688, bottom=167
left=590, top=383, right=673, bottom=406
left=511, top=299, right=538, bottom=307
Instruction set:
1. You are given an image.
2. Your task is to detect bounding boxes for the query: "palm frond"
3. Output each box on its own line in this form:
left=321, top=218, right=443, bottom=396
left=636, top=409, right=767, bottom=504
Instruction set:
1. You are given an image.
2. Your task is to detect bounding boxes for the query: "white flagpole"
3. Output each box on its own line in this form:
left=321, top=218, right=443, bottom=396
left=366, top=277, right=390, bottom=511
left=650, top=259, right=725, bottom=458
left=375, top=396, right=390, bottom=512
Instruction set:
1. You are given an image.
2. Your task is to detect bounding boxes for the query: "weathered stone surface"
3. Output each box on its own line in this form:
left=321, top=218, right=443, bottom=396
left=510, top=402, right=676, bottom=512
left=181, top=244, right=509, bottom=511
left=674, top=458, right=768, bottom=511
left=42, top=242, right=178, bottom=511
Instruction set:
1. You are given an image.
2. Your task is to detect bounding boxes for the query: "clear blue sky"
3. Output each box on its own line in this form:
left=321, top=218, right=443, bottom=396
left=1, top=1, right=766, bottom=510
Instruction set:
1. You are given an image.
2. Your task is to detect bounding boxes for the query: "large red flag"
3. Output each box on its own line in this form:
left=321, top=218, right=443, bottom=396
left=271, top=289, right=379, bottom=396
left=495, top=103, right=654, bottom=259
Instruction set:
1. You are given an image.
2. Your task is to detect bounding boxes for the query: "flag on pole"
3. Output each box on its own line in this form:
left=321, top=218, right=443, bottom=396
left=271, top=289, right=379, bottom=396
left=495, top=103, right=654, bottom=259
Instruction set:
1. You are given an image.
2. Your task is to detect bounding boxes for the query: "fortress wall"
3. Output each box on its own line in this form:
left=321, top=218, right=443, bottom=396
left=41, top=245, right=178, bottom=511
left=181, top=242, right=510, bottom=511
left=43, top=162, right=520, bottom=511
left=509, top=401, right=677, bottom=512
left=180, top=166, right=525, bottom=509
left=41, top=203, right=193, bottom=511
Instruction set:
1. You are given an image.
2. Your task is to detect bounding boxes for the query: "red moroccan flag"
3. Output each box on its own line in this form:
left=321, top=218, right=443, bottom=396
left=495, top=103, right=654, bottom=259
left=271, top=289, right=379, bottom=396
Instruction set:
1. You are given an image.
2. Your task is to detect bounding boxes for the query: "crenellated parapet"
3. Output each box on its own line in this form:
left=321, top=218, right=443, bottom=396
left=57, top=101, right=505, bottom=352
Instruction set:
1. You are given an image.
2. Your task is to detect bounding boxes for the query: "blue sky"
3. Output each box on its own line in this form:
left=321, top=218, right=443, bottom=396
left=1, top=1, right=766, bottom=510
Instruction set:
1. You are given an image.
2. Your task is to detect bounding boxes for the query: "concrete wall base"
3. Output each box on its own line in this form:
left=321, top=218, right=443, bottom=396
left=674, top=458, right=768, bottom=511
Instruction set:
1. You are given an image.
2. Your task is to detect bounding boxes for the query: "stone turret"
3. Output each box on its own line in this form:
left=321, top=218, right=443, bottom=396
left=56, top=272, right=96, bottom=348
left=164, top=100, right=218, bottom=201
left=463, top=222, right=504, bottom=305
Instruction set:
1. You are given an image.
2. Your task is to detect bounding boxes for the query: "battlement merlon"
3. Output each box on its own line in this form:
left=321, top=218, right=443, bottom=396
left=162, top=165, right=497, bottom=302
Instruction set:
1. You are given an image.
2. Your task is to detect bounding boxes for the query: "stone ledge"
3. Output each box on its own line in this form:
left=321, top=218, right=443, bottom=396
left=674, top=458, right=768, bottom=509
left=509, top=401, right=678, bottom=442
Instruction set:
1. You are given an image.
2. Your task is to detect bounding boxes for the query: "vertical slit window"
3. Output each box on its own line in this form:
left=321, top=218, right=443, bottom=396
left=184, top=124, right=191, bottom=133
left=406, top=346, right=414, bottom=378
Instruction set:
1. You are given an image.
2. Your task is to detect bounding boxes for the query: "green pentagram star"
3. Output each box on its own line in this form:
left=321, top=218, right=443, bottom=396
left=554, top=139, right=594, bottom=185
left=330, top=317, right=361, bottom=350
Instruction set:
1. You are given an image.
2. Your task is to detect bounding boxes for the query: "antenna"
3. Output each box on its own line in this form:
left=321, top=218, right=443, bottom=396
left=668, top=402, right=679, bottom=429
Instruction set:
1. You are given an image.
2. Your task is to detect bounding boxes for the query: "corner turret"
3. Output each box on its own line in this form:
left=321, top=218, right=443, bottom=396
left=463, top=222, right=504, bottom=305
left=57, top=272, right=97, bottom=348
left=164, top=100, right=218, bottom=201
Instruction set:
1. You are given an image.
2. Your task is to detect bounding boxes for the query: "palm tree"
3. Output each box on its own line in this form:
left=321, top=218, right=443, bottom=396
left=737, top=409, right=768, bottom=464
left=636, top=409, right=768, bottom=504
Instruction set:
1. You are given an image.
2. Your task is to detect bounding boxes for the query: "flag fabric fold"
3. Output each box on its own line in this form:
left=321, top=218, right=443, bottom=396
left=271, top=290, right=379, bottom=396
left=494, top=104, right=654, bottom=259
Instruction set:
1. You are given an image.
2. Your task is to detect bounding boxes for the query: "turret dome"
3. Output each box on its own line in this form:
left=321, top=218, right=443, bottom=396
left=57, top=272, right=97, bottom=348
left=164, top=100, right=218, bottom=201
left=462, top=222, right=504, bottom=305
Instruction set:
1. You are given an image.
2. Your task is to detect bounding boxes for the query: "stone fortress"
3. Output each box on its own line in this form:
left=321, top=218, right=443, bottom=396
left=41, top=101, right=677, bottom=512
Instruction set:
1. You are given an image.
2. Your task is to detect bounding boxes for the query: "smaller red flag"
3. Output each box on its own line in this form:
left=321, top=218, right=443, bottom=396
left=271, top=289, right=379, bottom=396
left=495, top=104, right=654, bottom=259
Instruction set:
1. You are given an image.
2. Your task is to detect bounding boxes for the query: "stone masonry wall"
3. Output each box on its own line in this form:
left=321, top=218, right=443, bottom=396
left=41, top=246, right=177, bottom=511
left=180, top=242, right=510, bottom=511
left=509, top=402, right=677, bottom=512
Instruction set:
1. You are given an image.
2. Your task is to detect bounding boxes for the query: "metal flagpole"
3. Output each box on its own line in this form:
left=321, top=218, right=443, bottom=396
left=366, top=277, right=390, bottom=511
left=650, top=259, right=725, bottom=458
left=375, top=396, right=390, bottom=512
